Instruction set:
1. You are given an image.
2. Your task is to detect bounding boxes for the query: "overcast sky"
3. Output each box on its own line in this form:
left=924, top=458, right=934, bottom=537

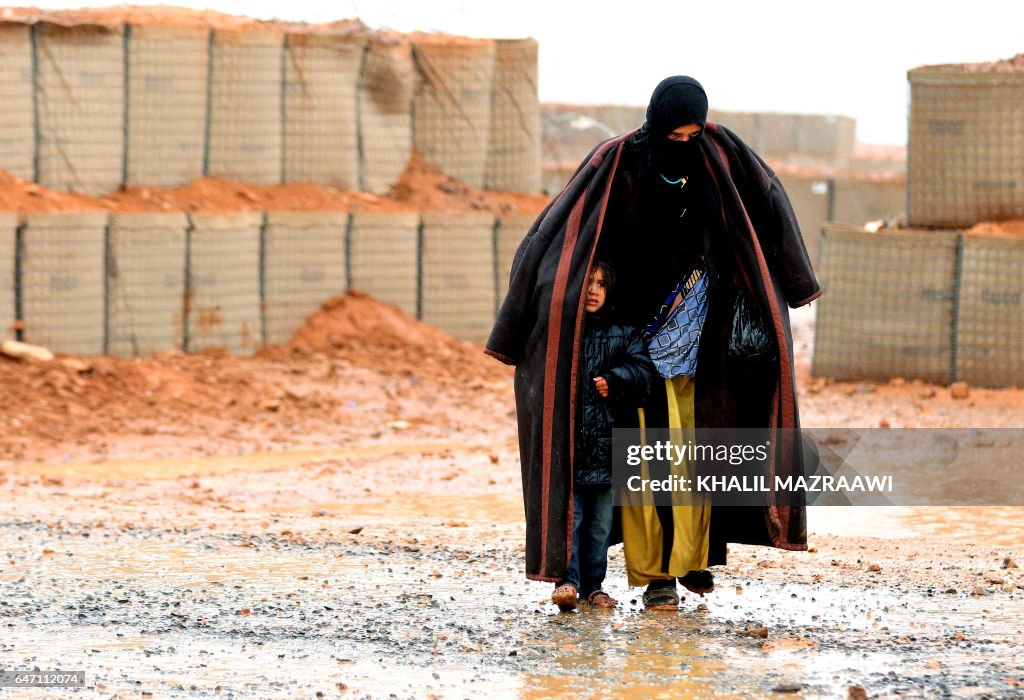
left=32, top=0, right=1024, bottom=144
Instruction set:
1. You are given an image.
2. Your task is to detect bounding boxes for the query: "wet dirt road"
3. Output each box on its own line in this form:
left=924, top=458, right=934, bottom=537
left=2, top=306, right=1023, bottom=698
left=2, top=440, right=1022, bottom=700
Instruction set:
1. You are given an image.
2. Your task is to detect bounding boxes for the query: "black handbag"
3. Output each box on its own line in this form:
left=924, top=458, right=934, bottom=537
left=728, top=287, right=777, bottom=373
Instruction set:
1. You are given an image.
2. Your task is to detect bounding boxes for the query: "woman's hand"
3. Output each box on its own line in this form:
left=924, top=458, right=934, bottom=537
left=593, top=376, right=609, bottom=397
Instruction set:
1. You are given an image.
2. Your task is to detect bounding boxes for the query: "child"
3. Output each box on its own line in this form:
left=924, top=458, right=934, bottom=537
left=551, top=261, right=658, bottom=610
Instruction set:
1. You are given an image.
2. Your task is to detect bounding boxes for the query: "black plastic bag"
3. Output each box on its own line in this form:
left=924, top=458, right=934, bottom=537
left=728, top=288, right=777, bottom=374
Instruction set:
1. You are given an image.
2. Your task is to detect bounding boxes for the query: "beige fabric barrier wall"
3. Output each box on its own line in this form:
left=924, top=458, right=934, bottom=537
left=495, top=213, right=534, bottom=303
left=263, top=211, right=348, bottom=346
left=908, top=66, right=1024, bottom=227
left=0, top=213, right=16, bottom=339
left=486, top=39, right=541, bottom=193
left=35, top=23, right=125, bottom=195
left=413, top=39, right=495, bottom=189
left=21, top=211, right=107, bottom=354
left=107, top=212, right=187, bottom=356
left=813, top=225, right=959, bottom=384
left=0, top=23, right=34, bottom=181
left=956, top=236, right=1024, bottom=387
left=831, top=178, right=905, bottom=228
left=421, top=211, right=496, bottom=341
left=124, top=24, right=209, bottom=187
left=347, top=212, right=420, bottom=317
left=207, top=30, right=283, bottom=185
left=186, top=212, right=262, bottom=355
left=283, top=32, right=364, bottom=188
left=795, top=114, right=856, bottom=167
left=358, top=36, right=415, bottom=195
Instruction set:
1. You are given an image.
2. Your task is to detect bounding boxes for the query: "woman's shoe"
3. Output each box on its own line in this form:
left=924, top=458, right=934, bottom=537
left=679, top=569, right=714, bottom=596
left=642, top=580, right=679, bottom=610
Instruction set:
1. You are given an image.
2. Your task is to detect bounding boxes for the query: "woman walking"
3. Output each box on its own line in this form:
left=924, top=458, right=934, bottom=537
left=487, top=76, right=820, bottom=609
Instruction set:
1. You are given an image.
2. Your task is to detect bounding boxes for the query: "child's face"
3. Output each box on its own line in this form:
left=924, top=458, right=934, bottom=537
left=584, top=268, right=607, bottom=313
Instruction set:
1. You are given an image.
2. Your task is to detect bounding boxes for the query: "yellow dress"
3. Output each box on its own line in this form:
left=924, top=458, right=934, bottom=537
left=620, top=375, right=711, bottom=587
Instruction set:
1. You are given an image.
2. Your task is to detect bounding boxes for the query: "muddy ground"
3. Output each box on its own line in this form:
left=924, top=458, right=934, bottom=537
left=1, top=299, right=1023, bottom=699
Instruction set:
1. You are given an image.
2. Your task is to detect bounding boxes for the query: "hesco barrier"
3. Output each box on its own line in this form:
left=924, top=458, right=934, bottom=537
left=486, top=39, right=541, bottom=193
left=813, top=225, right=960, bottom=385
left=34, top=22, right=125, bottom=195
left=107, top=213, right=187, bottom=356
left=20, top=212, right=107, bottom=354
left=124, top=24, right=209, bottom=187
left=358, top=36, right=415, bottom=195
left=795, top=114, right=856, bottom=166
left=956, top=236, right=1024, bottom=387
left=3, top=18, right=543, bottom=196
left=283, top=32, right=364, bottom=188
left=206, top=30, right=284, bottom=185
left=0, top=214, right=15, bottom=337
left=832, top=178, right=905, bottom=229
left=420, top=211, right=496, bottom=342
left=263, top=211, right=348, bottom=346
left=495, top=213, right=534, bottom=305
left=0, top=23, right=34, bottom=181
left=2, top=207, right=565, bottom=353
left=413, top=39, right=495, bottom=189
left=773, top=174, right=906, bottom=271
left=346, top=212, right=419, bottom=317
left=186, top=212, right=262, bottom=355
left=908, top=65, right=1024, bottom=227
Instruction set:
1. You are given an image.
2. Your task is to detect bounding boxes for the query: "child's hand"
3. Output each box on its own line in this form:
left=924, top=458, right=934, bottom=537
left=593, top=376, right=609, bottom=398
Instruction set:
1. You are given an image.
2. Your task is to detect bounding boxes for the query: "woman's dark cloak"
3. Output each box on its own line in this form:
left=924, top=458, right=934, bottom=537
left=485, top=123, right=822, bottom=582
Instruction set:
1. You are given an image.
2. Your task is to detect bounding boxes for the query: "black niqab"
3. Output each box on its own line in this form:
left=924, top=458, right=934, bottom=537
left=645, top=76, right=709, bottom=180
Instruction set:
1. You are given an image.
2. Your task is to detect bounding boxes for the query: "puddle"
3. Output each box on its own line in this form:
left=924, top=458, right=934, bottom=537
left=811, top=505, right=1024, bottom=547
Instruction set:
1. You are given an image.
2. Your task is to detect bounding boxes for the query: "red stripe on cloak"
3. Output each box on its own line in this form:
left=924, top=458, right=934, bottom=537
left=562, top=140, right=627, bottom=570
left=705, top=130, right=796, bottom=547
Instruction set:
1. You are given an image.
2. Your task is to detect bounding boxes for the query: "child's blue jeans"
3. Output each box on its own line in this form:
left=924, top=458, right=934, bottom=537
left=561, top=486, right=614, bottom=597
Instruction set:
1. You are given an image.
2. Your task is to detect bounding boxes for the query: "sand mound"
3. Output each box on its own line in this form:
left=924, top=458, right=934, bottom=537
left=0, top=291, right=510, bottom=462
left=272, top=291, right=504, bottom=387
left=965, top=219, right=1024, bottom=237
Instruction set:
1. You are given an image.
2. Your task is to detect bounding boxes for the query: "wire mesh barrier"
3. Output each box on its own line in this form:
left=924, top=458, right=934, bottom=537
left=494, top=213, right=535, bottom=306
left=908, top=65, right=1024, bottom=227
left=20, top=212, right=108, bottom=354
left=956, top=235, right=1024, bottom=387
left=0, top=22, right=34, bottom=181
left=358, top=36, right=415, bottom=195
left=817, top=226, right=961, bottom=384
left=486, top=39, right=541, bottom=193
left=282, top=32, right=364, bottom=188
left=185, top=212, right=263, bottom=355
left=412, top=38, right=496, bottom=189
left=206, top=29, right=284, bottom=185
left=124, top=24, right=209, bottom=187
left=0, top=213, right=15, bottom=338
left=1, top=210, right=1021, bottom=386
left=420, top=211, right=497, bottom=342
left=346, top=212, right=420, bottom=318
left=813, top=224, right=961, bottom=384
left=107, top=212, right=187, bottom=356
left=262, top=211, right=348, bottom=346
left=34, top=22, right=125, bottom=195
